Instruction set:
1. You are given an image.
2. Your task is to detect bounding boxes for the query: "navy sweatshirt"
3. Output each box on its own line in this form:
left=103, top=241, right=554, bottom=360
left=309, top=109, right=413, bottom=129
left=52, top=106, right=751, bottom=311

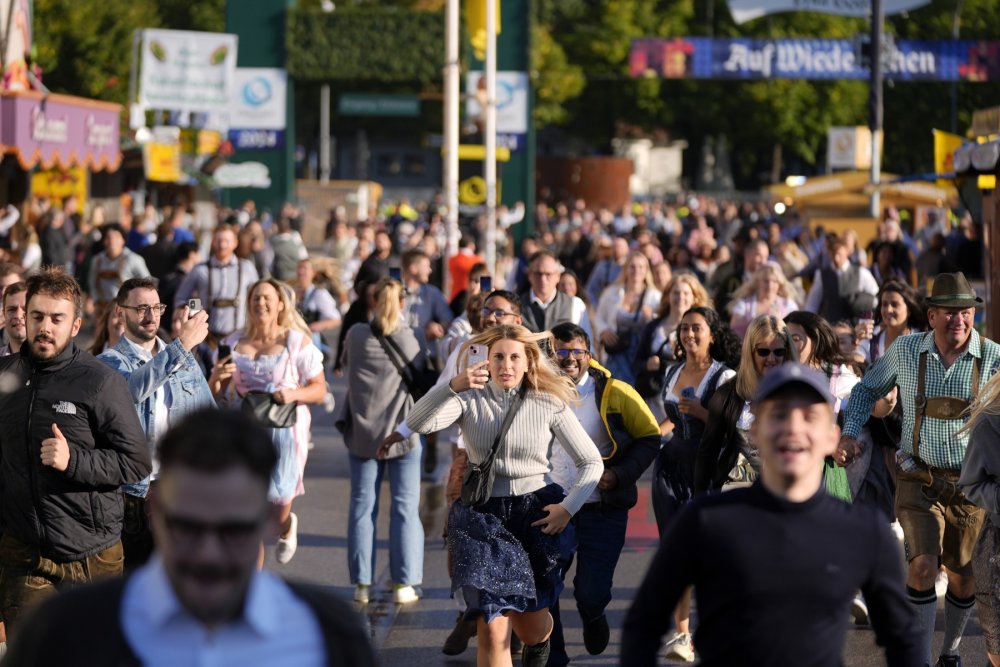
left=621, top=482, right=921, bottom=667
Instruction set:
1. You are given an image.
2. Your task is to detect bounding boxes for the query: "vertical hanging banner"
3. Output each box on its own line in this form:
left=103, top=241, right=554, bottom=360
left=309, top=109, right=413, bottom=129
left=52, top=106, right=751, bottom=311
left=139, top=29, right=239, bottom=113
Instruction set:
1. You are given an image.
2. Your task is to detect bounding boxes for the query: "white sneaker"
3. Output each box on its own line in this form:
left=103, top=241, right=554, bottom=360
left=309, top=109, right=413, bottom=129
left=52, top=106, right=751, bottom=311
left=851, top=594, right=869, bottom=625
left=663, top=631, right=695, bottom=662
left=354, top=584, right=370, bottom=604
left=275, top=512, right=298, bottom=564
left=393, top=584, right=420, bottom=604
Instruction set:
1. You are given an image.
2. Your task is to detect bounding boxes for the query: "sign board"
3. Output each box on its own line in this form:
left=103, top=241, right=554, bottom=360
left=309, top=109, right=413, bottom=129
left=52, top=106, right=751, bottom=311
left=630, top=38, right=1000, bottom=82
left=140, top=29, right=239, bottom=113
left=466, top=71, right=529, bottom=135
left=727, top=0, right=929, bottom=24
left=229, top=68, right=286, bottom=130
left=828, top=126, right=874, bottom=170
left=31, top=167, right=88, bottom=209
left=339, top=94, right=419, bottom=117
left=214, top=162, right=271, bottom=188
left=229, top=129, right=285, bottom=150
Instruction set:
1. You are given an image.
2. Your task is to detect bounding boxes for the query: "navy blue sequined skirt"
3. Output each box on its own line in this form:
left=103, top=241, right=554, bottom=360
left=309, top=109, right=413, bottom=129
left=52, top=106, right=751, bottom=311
left=447, top=483, right=569, bottom=623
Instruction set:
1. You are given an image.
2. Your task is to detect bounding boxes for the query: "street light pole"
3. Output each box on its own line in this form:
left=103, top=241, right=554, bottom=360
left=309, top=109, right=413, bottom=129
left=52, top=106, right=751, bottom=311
left=443, top=0, right=460, bottom=301
left=868, top=0, right=884, bottom=219
left=484, top=0, right=498, bottom=277
left=319, top=2, right=335, bottom=183
left=950, top=0, right=964, bottom=133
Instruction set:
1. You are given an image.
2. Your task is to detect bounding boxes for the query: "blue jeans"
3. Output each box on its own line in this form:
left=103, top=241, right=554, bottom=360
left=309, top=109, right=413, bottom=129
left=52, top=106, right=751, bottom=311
left=548, top=505, right=629, bottom=666
left=347, top=444, right=424, bottom=586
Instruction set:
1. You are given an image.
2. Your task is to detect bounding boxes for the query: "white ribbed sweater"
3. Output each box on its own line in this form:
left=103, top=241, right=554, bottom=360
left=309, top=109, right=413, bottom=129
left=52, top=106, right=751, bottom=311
left=406, top=380, right=603, bottom=515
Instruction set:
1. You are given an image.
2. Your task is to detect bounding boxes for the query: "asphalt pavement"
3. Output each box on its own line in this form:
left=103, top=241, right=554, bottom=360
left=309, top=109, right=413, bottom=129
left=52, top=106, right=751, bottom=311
left=265, top=372, right=988, bottom=666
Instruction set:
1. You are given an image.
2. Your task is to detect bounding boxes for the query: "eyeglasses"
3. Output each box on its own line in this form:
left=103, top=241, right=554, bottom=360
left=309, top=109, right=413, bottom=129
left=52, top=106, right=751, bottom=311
left=531, top=271, right=560, bottom=279
left=161, top=512, right=266, bottom=549
left=481, top=308, right=517, bottom=320
left=755, top=347, right=787, bottom=359
left=120, top=304, right=168, bottom=318
left=555, top=348, right=590, bottom=359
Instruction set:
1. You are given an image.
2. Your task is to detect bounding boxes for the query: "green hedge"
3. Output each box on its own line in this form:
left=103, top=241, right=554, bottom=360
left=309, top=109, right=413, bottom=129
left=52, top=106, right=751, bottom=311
left=286, top=7, right=447, bottom=83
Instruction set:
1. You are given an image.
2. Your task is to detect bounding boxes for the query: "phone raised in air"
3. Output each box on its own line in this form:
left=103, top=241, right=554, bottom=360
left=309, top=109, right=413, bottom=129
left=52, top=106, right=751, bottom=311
left=479, top=275, right=493, bottom=293
left=467, top=343, right=488, bottom=368
left=389, top=267, right=402, bottom=282
left=218, top=344, right=232, bottom=361
left=188, top=298, right=202, bottom=316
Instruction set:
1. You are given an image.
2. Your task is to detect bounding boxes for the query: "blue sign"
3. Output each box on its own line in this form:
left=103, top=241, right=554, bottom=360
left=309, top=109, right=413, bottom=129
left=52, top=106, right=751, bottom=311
left=229, top=129, right=285, bottom=150
left=630, top=38, right=1000, bottom=81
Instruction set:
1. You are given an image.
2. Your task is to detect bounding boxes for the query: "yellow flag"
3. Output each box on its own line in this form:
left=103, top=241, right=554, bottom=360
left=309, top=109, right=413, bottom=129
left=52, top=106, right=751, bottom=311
left=464, top=0, right=501, bottom=61
left=933, top=129, right=963, bottom=188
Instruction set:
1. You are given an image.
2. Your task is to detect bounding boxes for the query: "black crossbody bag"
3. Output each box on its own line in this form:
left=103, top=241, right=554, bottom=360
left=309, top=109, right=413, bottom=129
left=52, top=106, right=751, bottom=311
left=371, top=325, right=439, bottom=400
left=461, top=381, right=528, bottom=507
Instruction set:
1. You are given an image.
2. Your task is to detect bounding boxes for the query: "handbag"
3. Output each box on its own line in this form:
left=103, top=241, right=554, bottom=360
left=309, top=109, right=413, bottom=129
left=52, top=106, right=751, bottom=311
left=239, top=337, right=298, bottom=429
left=603, top=289, right=646, bottom=355
left=460, top=381, right=528, bottom=507
left=372, top=325, right=440, bottom=400
left=242, top=391, right=297, bottom=428
left=823, top=457, right=853, bottom=502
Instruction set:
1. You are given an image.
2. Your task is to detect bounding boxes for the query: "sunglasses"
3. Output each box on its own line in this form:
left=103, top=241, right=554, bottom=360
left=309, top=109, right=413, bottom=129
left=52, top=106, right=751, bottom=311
left=755, top=347, right=787, bottom=359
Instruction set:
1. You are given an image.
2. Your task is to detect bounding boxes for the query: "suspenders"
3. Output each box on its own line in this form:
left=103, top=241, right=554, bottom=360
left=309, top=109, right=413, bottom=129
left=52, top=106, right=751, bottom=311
left=911, top=337, right=982, bottom=462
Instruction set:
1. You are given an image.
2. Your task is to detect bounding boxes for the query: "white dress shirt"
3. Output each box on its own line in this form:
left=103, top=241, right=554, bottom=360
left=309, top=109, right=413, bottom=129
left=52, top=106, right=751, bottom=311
left=121, top=556, right=326, bottom=667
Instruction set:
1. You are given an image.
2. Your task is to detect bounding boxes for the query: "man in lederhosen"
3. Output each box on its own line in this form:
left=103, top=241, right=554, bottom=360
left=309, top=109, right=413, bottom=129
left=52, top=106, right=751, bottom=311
left=839, top=272, right=1000, bottom=667
left=173, top=223, right=259, bottom=342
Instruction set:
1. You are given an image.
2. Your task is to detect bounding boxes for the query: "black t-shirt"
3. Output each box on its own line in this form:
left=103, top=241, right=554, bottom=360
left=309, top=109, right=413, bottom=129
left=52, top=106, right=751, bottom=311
left=622, top=482, right=920, bottom=667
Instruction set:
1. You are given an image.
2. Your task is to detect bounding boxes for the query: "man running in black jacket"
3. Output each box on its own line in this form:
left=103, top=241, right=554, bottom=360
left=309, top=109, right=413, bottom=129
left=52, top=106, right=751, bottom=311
left=622, top=363, right=921, bottom=666
left=0, top=267, right=150, bottom=637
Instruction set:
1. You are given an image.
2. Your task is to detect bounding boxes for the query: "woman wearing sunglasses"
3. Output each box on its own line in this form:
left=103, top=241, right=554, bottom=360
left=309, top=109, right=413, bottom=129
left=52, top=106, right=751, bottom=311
left=694, top=315, right=798, bottom=494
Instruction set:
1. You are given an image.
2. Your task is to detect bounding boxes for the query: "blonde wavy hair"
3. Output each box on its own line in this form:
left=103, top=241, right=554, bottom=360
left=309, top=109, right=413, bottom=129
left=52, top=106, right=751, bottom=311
left=457, top=324, right=578, bottom=406
left=613, top=251, right=655, bottom=290
left=372, top=278, right=405, bottom=335
left=735, top=314, right=797, bottom=400
left=727, top=261, right=798, bottom=312
left=244, top=278, right=311, bottom=340
left=656, top=270, right=713, bottom=319
left=959, top=370, right=1000, bottom=435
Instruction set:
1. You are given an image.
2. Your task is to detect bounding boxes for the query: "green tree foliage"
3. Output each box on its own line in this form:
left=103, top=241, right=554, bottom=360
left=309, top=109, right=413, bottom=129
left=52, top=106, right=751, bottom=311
left=531, top=24, right=584, bottom=126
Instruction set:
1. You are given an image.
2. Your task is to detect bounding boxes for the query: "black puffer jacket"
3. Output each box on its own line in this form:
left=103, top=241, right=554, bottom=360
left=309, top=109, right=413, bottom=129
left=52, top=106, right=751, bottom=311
left=0, top=343, right=150, bottom=561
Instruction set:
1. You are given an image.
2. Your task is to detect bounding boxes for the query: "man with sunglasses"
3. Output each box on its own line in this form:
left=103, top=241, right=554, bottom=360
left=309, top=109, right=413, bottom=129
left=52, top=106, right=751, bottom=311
left=839, top=272, right=1000, bottom=667
left=98, top=278, right=216, bottom=570
left=547, top=322, right=660, bottom=665
left=5, top=410, right=376, bottom=667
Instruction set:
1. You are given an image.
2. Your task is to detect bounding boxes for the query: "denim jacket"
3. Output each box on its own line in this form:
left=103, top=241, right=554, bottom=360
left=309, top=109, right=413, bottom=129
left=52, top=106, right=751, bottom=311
left=98, top=336, right=216, bottom=496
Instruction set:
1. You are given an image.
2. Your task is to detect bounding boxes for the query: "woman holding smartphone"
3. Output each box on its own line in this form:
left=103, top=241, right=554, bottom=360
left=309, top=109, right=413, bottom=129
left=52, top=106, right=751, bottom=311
left=378, top=325, right=601, bottom=667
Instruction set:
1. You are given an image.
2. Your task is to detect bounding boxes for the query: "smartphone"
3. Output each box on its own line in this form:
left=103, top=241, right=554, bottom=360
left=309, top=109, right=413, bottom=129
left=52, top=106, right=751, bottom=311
left=861, top=310, right=873, bottom=321
left=479, top=275, right=493, bottom=292
left=218, top=344, right=232, bottom=361
left=188, top=298, right=202, bottom=315
left=681, top=386, right=696, bottom=399
left=389, top=267, right=402, bottom=281
left=468, top=343, right=488, bottom=368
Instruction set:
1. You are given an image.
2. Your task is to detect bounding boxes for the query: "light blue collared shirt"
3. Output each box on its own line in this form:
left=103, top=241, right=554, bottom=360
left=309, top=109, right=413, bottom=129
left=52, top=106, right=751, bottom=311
left=121, top=556, right=326, bottom=667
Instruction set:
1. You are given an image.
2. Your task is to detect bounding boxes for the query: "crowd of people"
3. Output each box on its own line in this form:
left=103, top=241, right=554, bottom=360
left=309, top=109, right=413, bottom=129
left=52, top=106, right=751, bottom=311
left=0, top=189, right=995, bottom=666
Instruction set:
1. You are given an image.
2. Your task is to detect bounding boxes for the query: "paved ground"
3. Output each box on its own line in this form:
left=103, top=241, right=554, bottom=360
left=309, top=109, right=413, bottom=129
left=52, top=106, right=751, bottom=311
left=273, top=372, right=988, bottom=666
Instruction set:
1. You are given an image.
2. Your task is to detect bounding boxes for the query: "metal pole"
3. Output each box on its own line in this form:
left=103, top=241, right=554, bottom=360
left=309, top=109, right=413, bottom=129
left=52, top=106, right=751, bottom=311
left=868, top=0, right=884, bottom=219
left=484, top=0, right=498, bottom=277
left=319, top=84, right=331, bottom=183
left=950, top=0, right=964, bottom=133
left=443, top=0, right=460, bottom=300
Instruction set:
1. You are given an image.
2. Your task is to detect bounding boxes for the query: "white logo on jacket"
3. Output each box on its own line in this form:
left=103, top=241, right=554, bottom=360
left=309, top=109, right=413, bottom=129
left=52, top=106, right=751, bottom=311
left=53, top=401, right=77, bottom=415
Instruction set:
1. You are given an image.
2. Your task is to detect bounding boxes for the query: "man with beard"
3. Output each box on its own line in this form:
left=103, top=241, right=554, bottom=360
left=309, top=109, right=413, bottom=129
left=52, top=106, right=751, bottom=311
left=4, top=410, right=376, bottom=667
left=0, top=267, right=150, bottom=639
left=0, top=281, right=25, bottom=356
left=98, top=278, right=216, bottom=570
left=546, top=322, right=660, bottom=664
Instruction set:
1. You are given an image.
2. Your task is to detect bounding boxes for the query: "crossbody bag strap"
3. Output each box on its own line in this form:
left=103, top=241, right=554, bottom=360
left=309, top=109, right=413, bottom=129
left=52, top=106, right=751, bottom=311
left=973, top=354, right=982, bottom=401
left=912, top=345, right=928, bottom=461
left=371, top=325, right=415, bottom=391
left=481, top=381, right=528, bottom=469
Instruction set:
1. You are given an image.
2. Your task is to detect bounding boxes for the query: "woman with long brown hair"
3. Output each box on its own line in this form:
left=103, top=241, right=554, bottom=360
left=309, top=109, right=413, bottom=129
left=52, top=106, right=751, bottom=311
left=210, top=278, right=327, bottom=565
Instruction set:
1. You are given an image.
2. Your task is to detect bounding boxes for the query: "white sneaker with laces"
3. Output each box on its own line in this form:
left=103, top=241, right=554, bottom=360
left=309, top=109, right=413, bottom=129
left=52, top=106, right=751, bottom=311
left=354, top=584, right=370, bottom=604
left=393, top=585, right=420, bottom=604
left=276, top=512, right=298, bottom=564
left=851, top=594, right=869, bottom=625
left=664, top=631, right=695, bottom=662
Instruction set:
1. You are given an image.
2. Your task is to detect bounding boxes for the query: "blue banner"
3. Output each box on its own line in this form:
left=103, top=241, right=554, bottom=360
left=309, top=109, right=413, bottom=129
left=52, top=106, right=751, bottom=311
left=229, top=129, right=285, bottom=150
left=629, top=38, right=1000, bottom=81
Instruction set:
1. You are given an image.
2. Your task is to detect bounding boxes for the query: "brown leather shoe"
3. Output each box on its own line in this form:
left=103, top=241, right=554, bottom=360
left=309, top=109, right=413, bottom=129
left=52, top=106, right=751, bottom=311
left=442, top=613, right=477, bottom=655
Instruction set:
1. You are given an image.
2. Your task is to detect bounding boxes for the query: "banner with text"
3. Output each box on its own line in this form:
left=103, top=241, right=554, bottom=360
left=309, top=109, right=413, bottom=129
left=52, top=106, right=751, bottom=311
left=140, top=29, right=239, bottom=113
left=630, top=38, right=1000, bottom=82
